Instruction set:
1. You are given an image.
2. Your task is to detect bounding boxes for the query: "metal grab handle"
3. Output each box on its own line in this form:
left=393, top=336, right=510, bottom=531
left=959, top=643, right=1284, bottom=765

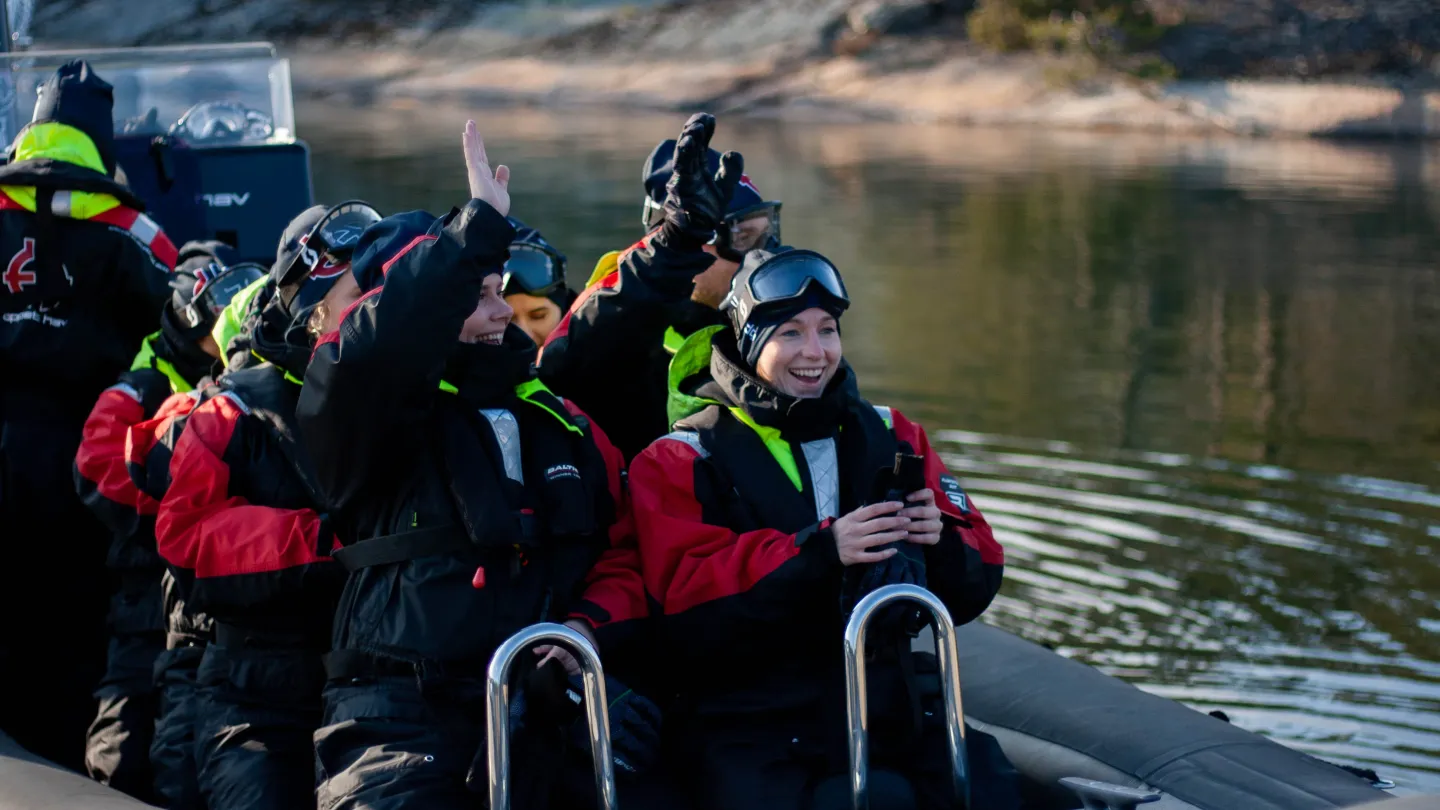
left=485, top=622, right=617, bottom=810
left=844, top=584, right=969, bottom=810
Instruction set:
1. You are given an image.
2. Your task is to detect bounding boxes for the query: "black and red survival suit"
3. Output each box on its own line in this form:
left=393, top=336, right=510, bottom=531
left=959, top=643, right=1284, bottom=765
left=153, top=203, right=377, bottom=810
left=537, top=114, right=747, bottom=462
left=630, top=326, right=1012, bottom=810
left=127, top=273, right=272, bottom=810
left=127, top=386, right=211, bottom=810
left=73, top=242, right=260, bottom=801
left=0, top=59, right=177, bottom=771
left=297, top=203, right=648, bottom=810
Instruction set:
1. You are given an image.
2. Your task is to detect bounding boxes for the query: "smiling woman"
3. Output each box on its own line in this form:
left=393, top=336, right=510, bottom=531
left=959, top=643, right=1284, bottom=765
left=626, top=167, right=1016, bottom=805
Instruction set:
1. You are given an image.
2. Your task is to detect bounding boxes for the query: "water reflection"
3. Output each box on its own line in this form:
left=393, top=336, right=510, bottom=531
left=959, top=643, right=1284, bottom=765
left=300, top=100, right=1440, bottom=791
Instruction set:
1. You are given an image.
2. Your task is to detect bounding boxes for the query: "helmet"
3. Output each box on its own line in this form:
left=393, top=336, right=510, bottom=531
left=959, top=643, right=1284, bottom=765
left=164, top=240, right=266, bottom=344
left=252, top=201, right=382, bottom=377
left=272, top=200, right=383, bottom=316
left=722, top=248, right=850, bottom=353
left=502, top=216, right=568, bottom=299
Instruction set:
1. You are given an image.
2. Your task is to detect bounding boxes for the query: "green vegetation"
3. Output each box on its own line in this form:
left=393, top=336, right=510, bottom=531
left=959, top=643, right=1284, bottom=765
left=967, top=0, right=1177, bottom=82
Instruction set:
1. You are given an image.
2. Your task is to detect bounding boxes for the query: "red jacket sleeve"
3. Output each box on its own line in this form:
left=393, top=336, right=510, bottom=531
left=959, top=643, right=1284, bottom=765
left=891, top=409, right=1004, bottom=626
left=74, top=382, right=157, bottom=535
left=567, top=405, right=647, bottom=633
left=630, top=436, right=841, bottom=621
left=155, top=393, right=338, bottom=615
left=127, top=390, right=200, bottom=503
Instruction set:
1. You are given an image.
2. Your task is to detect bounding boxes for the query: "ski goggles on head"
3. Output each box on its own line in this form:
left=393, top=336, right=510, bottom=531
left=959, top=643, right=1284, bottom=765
left=746, top=250, right=847, bottom=305
left=276, top=201, right=383, bottom=310
left=501, top=243, right=567, bottom=298
left=175, top=261, right=267, bottom=331
left=725, top=249, right=850, bottom=329
left=724, top=201, right=782, bottom=253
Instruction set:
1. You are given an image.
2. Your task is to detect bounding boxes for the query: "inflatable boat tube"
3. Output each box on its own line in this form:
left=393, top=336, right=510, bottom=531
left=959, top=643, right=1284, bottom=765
left=955, top=621, right=1396, bottom=810
left=0, top=627, right=1420, bottom=810
left=0, top=732, right=153, bottom=809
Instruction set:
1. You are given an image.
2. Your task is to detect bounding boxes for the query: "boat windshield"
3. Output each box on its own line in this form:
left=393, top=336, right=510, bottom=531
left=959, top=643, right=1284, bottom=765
left=0, top=42, right=296, bottom=149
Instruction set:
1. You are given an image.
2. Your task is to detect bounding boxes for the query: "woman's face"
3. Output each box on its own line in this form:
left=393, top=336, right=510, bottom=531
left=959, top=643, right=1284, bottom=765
left=459, top=274, right=514, bottom=345
left=754, top=307, right=842, bottom=399
left=505, top=292, right=563, bottom=346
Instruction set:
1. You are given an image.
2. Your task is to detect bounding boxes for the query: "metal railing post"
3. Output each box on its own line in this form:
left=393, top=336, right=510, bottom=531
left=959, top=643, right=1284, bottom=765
left=485, top=622, right=617, bottom=810
left=843, top=584, right=969, bottom=810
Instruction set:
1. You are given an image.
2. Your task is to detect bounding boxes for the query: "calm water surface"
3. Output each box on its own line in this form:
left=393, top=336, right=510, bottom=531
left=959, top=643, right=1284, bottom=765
left=301, top=100, right=1440, bottom=792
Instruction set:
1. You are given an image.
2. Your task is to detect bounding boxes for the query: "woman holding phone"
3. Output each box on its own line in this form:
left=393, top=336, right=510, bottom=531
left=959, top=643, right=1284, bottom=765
left=627, top=196, right=1015, bottom=807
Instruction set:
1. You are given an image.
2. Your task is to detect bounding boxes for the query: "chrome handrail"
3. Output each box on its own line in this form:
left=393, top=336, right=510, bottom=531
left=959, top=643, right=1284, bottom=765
left=844, top=584, right=969, bottom=810
left=485, top=623, right=617, bottom=810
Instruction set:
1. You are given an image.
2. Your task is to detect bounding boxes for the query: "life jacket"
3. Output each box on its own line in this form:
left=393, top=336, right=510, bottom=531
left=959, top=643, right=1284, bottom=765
left=332, top=377, right=608, bottom=582
left=0, top=122, right=174, bottom=265
left=130, top=333, right=194, bottom=395
left=664, top=324, right=897, bottom=536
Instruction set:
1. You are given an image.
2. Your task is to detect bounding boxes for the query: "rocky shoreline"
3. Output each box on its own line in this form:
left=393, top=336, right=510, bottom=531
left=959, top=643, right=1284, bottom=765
left=32, top=0, right=1440, bottom=138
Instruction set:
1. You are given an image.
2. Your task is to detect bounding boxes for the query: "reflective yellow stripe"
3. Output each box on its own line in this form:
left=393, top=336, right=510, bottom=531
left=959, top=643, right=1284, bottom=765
left=727, top=406, right=801, bottom=491
left=516, top=378, right=585, bottom=435
left=438, top=377, right=584, bottom=435
left=129, top=334, right=194, bottom=394
left=0, top=184, right=120, bottom=219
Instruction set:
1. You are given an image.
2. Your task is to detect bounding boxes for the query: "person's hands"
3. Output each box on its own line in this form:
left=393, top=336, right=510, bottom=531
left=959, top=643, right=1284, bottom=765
left=662, top=113, right=743, bottom=246
left=832, top=502, right=909, bottom=566
left=533, top=618, right=596, bottom=676
left=462, top=119, right=511, bottom=217
left=899, top=488, right=943, bottom=546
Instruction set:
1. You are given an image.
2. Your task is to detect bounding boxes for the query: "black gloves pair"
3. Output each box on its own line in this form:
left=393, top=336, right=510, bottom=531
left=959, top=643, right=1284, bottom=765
left=659, top=113, right=745, bottom=254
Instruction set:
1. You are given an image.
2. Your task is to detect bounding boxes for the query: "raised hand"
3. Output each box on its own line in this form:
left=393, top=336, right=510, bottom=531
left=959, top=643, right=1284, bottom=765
left=662, top=112, right=743, bottom=245
left=462, top=119, right=511, bottom=217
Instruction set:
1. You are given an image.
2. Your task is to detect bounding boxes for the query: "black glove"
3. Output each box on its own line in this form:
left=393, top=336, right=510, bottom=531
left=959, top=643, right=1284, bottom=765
left=843, top=544, right=929, bottom=640
left=565, top=673, right=663, bottom=777
left=659, top=113, right=744, bottom=251
left=117, top=367, right=175, bottom=416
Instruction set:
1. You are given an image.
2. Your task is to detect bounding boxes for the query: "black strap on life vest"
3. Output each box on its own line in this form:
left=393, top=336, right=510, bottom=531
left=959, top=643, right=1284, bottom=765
left=330, top=526, right=471, bottom=571
left=323, top=647, right=419, bottom=681
left=32, top=187, right=65, bottom=283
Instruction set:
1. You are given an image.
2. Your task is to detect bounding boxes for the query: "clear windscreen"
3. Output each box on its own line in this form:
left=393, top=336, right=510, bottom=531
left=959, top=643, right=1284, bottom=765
left=0, top=43, right=295, bottom=148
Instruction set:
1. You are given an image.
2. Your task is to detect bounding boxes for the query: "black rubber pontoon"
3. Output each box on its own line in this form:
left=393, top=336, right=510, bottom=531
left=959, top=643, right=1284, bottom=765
left=0, top=731, right=153, bottom=809
left=955, top=621, right=1394, bottom=810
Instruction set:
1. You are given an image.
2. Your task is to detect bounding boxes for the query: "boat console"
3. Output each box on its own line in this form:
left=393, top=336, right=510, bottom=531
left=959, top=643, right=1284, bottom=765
left=0, top=42, right=313, bottom=263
